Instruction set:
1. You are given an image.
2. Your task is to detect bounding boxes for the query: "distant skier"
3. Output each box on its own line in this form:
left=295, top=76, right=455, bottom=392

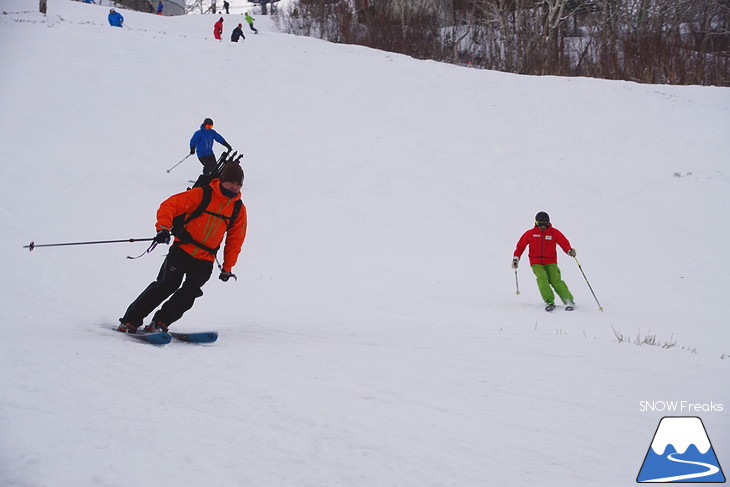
left=157, top=1, right=164, bottom=15
left=223, top=0, right=230, bottom=14
left=512, top=211, right=576, bottom=312
left=231, top=23, right=246, bottom=42
left=117, top=163, right=247, bottom=334
left=189, top=118, right=233, bottom=178
left=244, top=12, right=258, bottom=34
left=108, top=8, right=124, bottom=27
left=213, top=17, right=224, bottom=40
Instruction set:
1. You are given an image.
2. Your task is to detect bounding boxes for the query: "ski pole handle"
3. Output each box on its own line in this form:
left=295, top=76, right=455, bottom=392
left=215, top=257, right=238, bottom=281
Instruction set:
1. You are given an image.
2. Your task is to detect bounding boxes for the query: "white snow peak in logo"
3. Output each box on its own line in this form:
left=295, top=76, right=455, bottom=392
left=637, top=416, right=726, bottom=483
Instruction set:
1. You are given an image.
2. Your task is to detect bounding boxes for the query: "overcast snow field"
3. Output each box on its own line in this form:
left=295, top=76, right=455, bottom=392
left=1, top=0, right=729, bottom=486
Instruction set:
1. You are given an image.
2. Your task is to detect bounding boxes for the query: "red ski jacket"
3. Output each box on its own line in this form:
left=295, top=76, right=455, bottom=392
left=513, top=224, right=571, bottom=266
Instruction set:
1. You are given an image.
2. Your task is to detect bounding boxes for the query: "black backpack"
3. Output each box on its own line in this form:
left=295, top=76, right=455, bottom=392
left=170, top=184, right=243, bottom=255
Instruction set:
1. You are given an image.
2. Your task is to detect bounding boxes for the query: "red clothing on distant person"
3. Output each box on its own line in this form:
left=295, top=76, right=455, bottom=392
left=213, top=18, right=224, bottom=40
left=513, top=224, right=572, bottom=266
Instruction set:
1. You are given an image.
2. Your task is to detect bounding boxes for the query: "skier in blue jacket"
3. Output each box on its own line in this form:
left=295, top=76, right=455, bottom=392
left=189, top=118, right=232, bottom=177
left=108, top=8, right=124, bottom=27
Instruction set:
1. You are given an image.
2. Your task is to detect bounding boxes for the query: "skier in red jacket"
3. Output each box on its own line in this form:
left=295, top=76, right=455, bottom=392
left=512, top=211, right=576, bottom=312
left=213, top=17, right=224, bottom=40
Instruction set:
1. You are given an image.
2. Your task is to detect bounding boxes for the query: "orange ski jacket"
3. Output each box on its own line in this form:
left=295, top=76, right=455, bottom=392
left=155, top=179, right=247, bottom=272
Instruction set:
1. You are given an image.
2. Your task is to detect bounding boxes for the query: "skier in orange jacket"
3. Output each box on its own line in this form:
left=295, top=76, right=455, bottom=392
left=118, top=163, right=247, bottom=333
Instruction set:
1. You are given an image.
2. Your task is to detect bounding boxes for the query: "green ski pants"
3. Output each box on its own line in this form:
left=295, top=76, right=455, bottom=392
left=531, top=263, right=573, bottom=305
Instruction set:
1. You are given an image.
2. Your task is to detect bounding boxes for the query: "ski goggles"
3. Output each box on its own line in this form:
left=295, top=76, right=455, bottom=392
left=204, top=124, right=213, bottom=129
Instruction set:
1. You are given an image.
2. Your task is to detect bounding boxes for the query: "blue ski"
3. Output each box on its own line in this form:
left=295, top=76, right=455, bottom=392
left=170, top=331, right=218, bottom=343
left=115, top=329, right=172, bottom=345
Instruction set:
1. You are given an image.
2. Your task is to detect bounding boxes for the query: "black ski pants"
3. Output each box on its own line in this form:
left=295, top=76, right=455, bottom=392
left=198, top=154, right=217, bottom=175
left=121, top=245, right=214, bottom=328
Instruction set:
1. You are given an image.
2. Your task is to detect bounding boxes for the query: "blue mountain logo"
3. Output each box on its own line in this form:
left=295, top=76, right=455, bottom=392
left=637, top=416, right=725, bottom=483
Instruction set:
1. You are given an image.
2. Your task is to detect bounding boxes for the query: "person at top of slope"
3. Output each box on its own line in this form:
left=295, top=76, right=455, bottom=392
left=512, top=211, right=576, bottom=312
left=231, top=23, right=246, bottom=42
left=214, top=17, right=224, bottom=40
left=244, top=12, right=258, bottom=34
left=108, top=8, right=124, bottom=27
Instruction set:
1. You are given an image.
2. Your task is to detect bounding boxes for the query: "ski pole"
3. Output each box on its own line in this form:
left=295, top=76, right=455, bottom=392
left=166, top=154, right=192, bottom=173
left=514, top=269, right=520, bottom=295
left=573, top=256, right=603, bottom=312
left=24, top=238, right=155, bottom=251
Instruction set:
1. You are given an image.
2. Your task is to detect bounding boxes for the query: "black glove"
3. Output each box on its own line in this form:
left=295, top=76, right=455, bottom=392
left=190, top=147, right=195, bottom=155
left=224, top=143, right=233, bottom=151
left=511, top=257, right=519, bottom=269
left=154, top=229, right=171, bottom=244
left=219, top=271, right=236, bottom=282
left=568, top=248, right=577, bottom=257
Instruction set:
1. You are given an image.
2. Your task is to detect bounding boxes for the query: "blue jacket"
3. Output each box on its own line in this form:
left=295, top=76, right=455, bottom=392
left=190, top=124, right=230, bottom=157
left=108, top=12, right=124, bottom=27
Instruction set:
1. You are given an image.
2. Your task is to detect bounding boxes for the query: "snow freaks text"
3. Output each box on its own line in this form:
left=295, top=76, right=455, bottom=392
left=639, top=401, right=724, bottom=413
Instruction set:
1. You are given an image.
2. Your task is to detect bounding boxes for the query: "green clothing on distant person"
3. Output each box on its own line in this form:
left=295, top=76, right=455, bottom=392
left=244, top=12, right=258, bottom=33
left=531, top=263, right=573, bottom=306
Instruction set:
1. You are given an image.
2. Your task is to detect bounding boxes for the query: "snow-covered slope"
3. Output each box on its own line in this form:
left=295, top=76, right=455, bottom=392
left=1, top=1, right=728, bottom=486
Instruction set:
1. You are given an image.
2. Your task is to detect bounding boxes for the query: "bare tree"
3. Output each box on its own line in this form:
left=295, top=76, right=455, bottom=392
left=276, top=0, right=730, bottom=85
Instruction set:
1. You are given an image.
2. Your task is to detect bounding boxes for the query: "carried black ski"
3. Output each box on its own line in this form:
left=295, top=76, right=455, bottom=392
left=170, top=331, right=218, bottom=344
left=190, top=150, right=244, bottom=189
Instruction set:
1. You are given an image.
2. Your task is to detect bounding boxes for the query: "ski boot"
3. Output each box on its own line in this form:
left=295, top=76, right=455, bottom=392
left=117, top=322, right=139, bottom=334
left=143, top=321, right=169, bottom=333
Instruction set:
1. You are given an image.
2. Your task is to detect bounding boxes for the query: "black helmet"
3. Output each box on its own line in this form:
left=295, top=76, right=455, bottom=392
left=203, top=118, right=214, bottom=126
left=535, top=211, right=550, bottom=226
